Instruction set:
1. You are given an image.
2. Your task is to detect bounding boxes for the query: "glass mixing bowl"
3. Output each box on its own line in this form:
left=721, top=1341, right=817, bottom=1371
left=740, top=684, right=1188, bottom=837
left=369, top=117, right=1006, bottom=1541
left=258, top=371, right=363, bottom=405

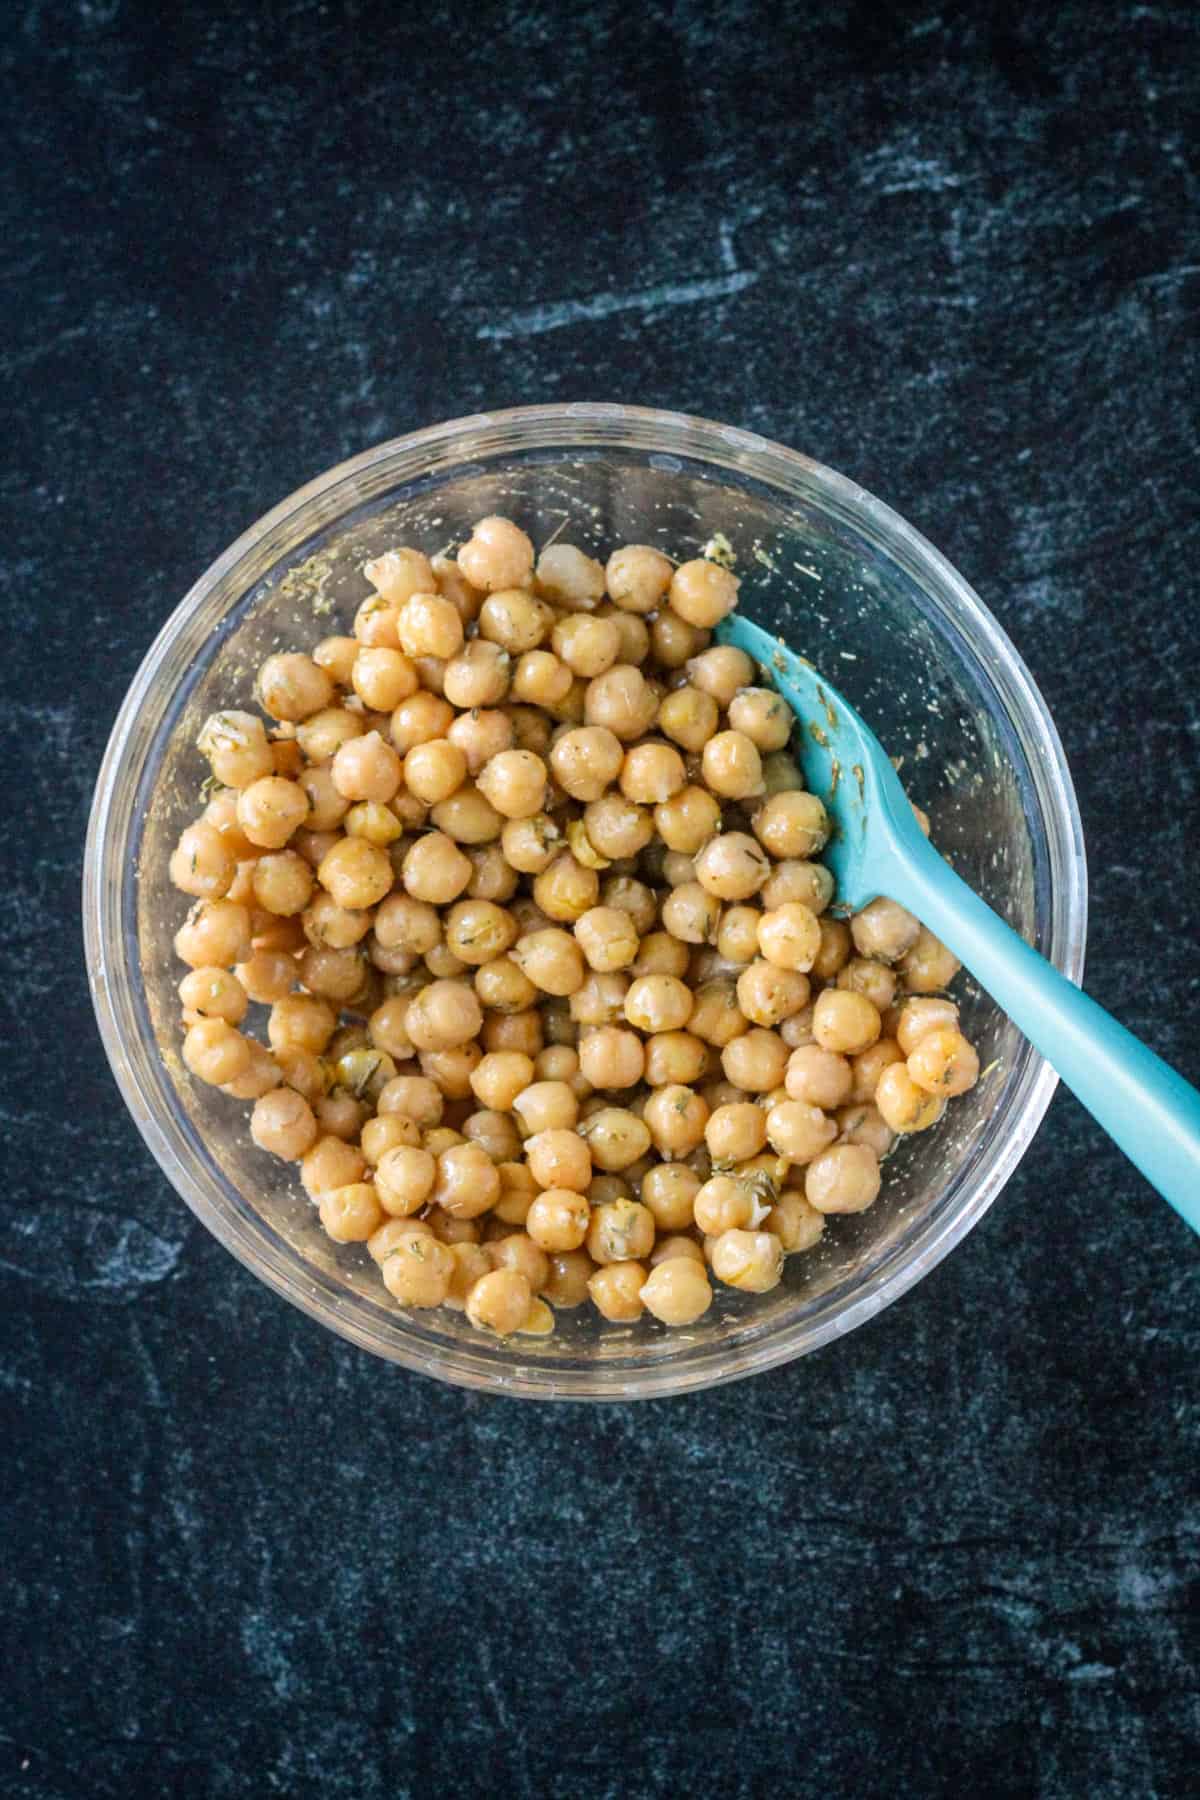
left=84, top=404, right=1086, bottom=1399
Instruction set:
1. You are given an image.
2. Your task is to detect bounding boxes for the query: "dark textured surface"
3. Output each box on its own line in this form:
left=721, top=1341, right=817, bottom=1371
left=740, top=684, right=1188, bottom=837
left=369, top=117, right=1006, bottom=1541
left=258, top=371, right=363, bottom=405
left=3, top=2, right=1199, bottom=1795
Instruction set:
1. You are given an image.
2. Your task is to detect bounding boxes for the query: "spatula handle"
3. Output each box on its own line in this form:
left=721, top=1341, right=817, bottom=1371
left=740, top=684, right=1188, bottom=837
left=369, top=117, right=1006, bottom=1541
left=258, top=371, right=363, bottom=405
left=889, top=838, right=1200, bottom=1234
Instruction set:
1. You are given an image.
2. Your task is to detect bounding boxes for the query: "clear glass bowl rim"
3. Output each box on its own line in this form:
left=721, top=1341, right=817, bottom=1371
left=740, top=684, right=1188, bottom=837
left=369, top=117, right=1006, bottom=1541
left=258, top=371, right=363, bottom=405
left=83, top=403, right=1087, bottom=1400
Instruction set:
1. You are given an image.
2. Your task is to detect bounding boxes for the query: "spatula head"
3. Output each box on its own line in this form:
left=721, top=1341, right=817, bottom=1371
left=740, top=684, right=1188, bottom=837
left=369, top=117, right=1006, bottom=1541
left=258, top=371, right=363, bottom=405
left=715, top=613, right=918, bottom=913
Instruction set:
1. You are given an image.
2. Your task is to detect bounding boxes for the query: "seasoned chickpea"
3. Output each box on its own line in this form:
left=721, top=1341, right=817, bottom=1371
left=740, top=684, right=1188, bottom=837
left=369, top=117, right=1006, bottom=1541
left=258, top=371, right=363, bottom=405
left=587, top=1198, right=655, bottom=1265
left=378, top=1073, right=444, bottom=1128
left=624, top=974, right=693, bottom=1034
left=390, top=691, right=455, bottom=755
left=513, top=1080, right=579, bottom=1134
left=851, top=896, right=921, bottom=963
left=441, top=1240, right=494, bottom=1308
left=401, top=831, right=472, bottom=905
left=442, top=640, right=511, bottom=709
left=236, top=777, right=309, bottom=850
left=640, top=1258, right=712, bottom=1326
left=570, top=971, right=629, bottom=1028
left=804, top=1143, right=882, bottom=1214
left=605, top=543, right=673, bottom=613
left=689, top=977, right=749, bottom=1048
left=432, top=1142, right=501, bottom=1219
left=727, top=688, right=793, bottom=752
left=405, top=978, right=482, bottom=1051
left=649, top=1234, right=706, bottom=1267
left=572, top=907, right=638, bottom=976
left=197, top=710, right=274, bottom=789
left=761, top=752, right=805, bottom=795
left=549, top=726, right=624, bottom=802
left=512, top=649, right=573, bottom=707
left=382, top=1231, right=455, bottom=1307
left=601, top=875, right=657, bottom=936
left=400, top=738, right=464, bottom=806
left=300, top=1134, right=367, bottom=1199
left=454, top=516, right=534, bottom=593
left=526, top=1127, right=592, bottom=1193
left=661, top=882, right=720, bottom=945
left=533, top=853, right=599, bottom=924
left=476, top=749, right=547, bottom=820
left=465, top=1265, right=534, bottom=1334
left=578, top=1025, right=645, bottom=1090
left=443, top=899, right=517, bottom=966
left=722, top=1028, right=788, bottom=1094
left=669, top=558, right=739, bottom=627
left=513, top=928, right=585, bottom=996
left=182, top=1018, right=250, bottom=1086
left=587, top=1261, right=646, bottom=1322
left=487, top=1230, right=551, bottom=1293
left=715, top=906, right=761, bottom=965
left=581, top=1108, right=652, bottom=1174
left=710, top=1228, right=783, bottom=1293
left=525, top=1188, right=591, bottom=1253
left=642, top=1030, right=706, bottom=1089
left=685, top=645, right=752, bottom=708
left=473, top=955, right=537, bottom=1015
left=179, top=966, right=248, bottom=1026
left=761, top=859, right=835, bottom=915
left=318, top=1181, right=383, bottom=1244
left=643, top=1085, right=709, bottom=1155
left=836, top=956, right=898, bottom=1012
left=543, top=1249, right=595, bottom=1309
left=552, top=612, right=621, bottom=677
left=352, top=646, right=419, bottom=713
left=753, top=791, right=830, bottom=859
left=785, top=1045, right=854, bottom=1110
left=313, top=635, right=361, bottom=686
left=369, top=1216, right=432, bottom=1267
left=429, top=782, right=503, bottom=846
left=318, top=837, right=393, bottom=910
left=895, top=996, right=961, bottom=1056
left=848, top=1038, right=904, bottom=1104
left=906, top=1027, right=980, bottom=1097
left=633, top=933, right=690, bottom=979
left=364, top=546, right=437, bottom=605
left=765, top=1098, right=838, bottom=1163
left=812, top=988, right=881, bottom=1056
left=477, top=588, right=550, bottom=654
left=654, top=785, right=721, bottom=855
left=534, top=540, right=604, bottom=608
left=175, top=898, right=253, bottom=969
left=257, top=652, right=334, bottom=724
left=361, top=1114, right=422, bottom=1165
left=251, top=850, right=314, bottom=917
left=692, top=833, right=770, bottom=901
left=170, top=821, right=236, bottom=899
left=812, top=918, right=852, bottom=981
left=372, top=1144, right=436, bottom=1217
left=767, top=1190, right=826, bottom=1254
left=705, top=1102, right=768, bottom=1164
left=220, top=1039, right=282, bottom=1101
left=836, top=1103, right=895, bottom=1159
left=874, top=1062, right=945, bottom=1133
left=702, top=730, right=763, bottom=800
left=635, top=1162, right=698, bottom=1232
left=898, top=926, right=962, bottom=994
left=468, top=1051, right=535, bottom=1113
left=657, top=684, right=719, bottom=754
left=584, top=665, right=657, bottom=741
left=736, top=959, right=811, bottom=1027
left=620, top=741, right=686, bottom=805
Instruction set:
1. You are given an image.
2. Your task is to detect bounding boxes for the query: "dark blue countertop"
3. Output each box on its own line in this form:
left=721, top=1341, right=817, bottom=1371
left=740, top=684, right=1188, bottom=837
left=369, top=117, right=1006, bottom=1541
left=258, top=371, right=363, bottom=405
left=2, top=2, right=1197, bottom=1795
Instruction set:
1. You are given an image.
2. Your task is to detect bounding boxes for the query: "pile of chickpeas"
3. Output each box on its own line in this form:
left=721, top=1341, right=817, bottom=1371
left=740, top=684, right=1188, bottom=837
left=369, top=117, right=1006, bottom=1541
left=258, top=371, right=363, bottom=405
left=170, top=515, right=979, bottom=1340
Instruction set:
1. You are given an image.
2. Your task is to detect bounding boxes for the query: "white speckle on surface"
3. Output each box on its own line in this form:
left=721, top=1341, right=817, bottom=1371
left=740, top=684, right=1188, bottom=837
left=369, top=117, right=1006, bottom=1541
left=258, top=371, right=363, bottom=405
left=476, top=270, right=759, bottom=340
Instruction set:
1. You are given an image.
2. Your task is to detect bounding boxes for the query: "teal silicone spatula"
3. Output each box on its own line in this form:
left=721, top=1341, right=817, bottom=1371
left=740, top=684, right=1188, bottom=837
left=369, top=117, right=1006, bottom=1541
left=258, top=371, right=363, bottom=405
left=716, top=614, right=1200, bottom=1234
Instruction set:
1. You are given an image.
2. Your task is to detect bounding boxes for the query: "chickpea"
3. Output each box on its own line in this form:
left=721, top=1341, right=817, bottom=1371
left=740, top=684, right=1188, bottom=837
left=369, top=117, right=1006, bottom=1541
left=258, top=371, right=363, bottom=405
left=487, top=1231, right=551, bottom=1295
left=318, top=1181, right=383, bottom=1244
left=812, top=918, right=852, bottom=981
left=578, top=1025, right=645, bottom=1090
left=313, top=635, right=361, bottom=686
left=403, top=978, right=481, bottom=1053
left=767, top=1190, right=826, bottom=1254
left=584, top=665, right=657, bottom=741
left=256, top=652, right=333, bottom=724
left=668, top=558, right=739, bottom=627
left=471, top=955, right=535, bottom=1017
left=169, top=820, right=236, bottom=900
left=245, top=1084, right=316, bottom=1160
left=638, top=1257, right=712, bottom=1326
left=182, top=1018, right=250, bottom=1086
left=353, top=595, right=402, bottom=649
left=372, top=1144, right=436, bottom=1217
left=427, top=1142, right=500, bottom=1220
left=378, top=1074, right=444, bottom=1129
left=361, top=1114, right=422, bottom=1165
left=579, top=1108, right=652, bottom=1174
left=513, top=1080, right=580, bottom=1134
left=175, top=898, right=253, bottom=969
left=721, top=1028, right=788, bottom=1094
left=761, top=859, right=835, bottom=915
left=351, top=646, right=418, bottom=713
left=587, top=1261, right=646, bottom=1322
left=684, top=644, right=752, bottom=707
left=441, top=899, right=517, bottom=967
left=475, top=748, right=547, bottom=822
left=874, top=1061, right=945, bottom=1133
left=300, top=1135, right=367, bottom=1199
left=804, top=1143, right=882, bottom=1214
left=220, top=1039, right=283, bottom=1101
left=633, top=933, right=690, bottom=979
left=761, top=752, right=805, bottom=795
left=570, top=972, right=630, bottom=1029
left=390, top=691, right=455, bottom=755
left=549, top=726, right=624, bottom=802
left=399, top=738, right=463, bottom=807
left=513, top=928, right=585, bottom=996
left=659, top=881, right=719, bottom=946
left=548, top=612, right=617, bottom=678
left=464, top=1051, right=533, bottom=1113
left=785, top=1044, right=854, bottom=1110
left=543, top=1249, right=595, bottom=1309
left=689, top=978, right=749, bottom=1048
left=714, top=905, right=759, bottom=966
left=605, top=543, right=673, bottom=613
left=836, top=1104, right=896, bottom=1159
left=692, top=833, right=770, bottom=902
left=650, top=789, right=717, bottom=862
left=568, top=909, right=637, bottom=982
left=615, top=742, right=683, bottom=807
left=179, top=966, right=248, bottom=1026
left=701, top=730, right=763, bottom=801
left=812, top=988, right=881, bottom=1056
left=475, top=589, right=549, bottom=656
left=512, top=649, right=573, bottom=708
left=906, top=1027, right=980, bottom=1097
left=297, top=706, right=367, bottom=764
left=197, top=710, right=274, bottom=789
left=643, top=1085, right=709, bottom=1155
left=525, top=1188, right=591, bottom=1252
left=441, top=1241, right=494, bottom=1308
left=363, top=546, right=437, bottom=605
left=624, top=974, right=693, bottom=1034
left=265, top=994, right=334, bottom=1058
left=381, top=1231, right=455, bottom=1307
left=235, top=777, right=310, bottom=851
left=369, top=1215, right=432, bottom=1266
left=440, top=640, right=509, bottom=710
left=657, top=684, right=718, bottom=755
left=642, top=1030, right=707, bottom=1089
left=836, top=956, right=897, bottom=1012
left=400, top=831, right=470, bottom=905
left=736, top=959, right=811, bottom=1027
left=524, top=1127, right=590, bottom=1193
left=295, top=765, right=348, bottom=835
left=463, top=1264, right=532, bottom=1334
left=849, top=1038, right=904, bottom=1104
left=586, top=1198, right=655, bottom=1266
left=649, top=1235, right=706, bottom=1267
left=600, top=875, right=658, bottom=937
left=705, top=1102, right=768, bottom=1164
left=727, top=688, right=793, bottom=752
left=851, top=896, right=921, bottom=964
left=710, top=1228, right=783, bottom=1293
left=753, top=791, right=829, bottom=859
left=250, top=850, right=314, bottom=918
left=898, top=926, right=962, bottom=994
left=765, top=1098, right=838, bottom=1163
left=533, top=853, right=599, bottom=924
